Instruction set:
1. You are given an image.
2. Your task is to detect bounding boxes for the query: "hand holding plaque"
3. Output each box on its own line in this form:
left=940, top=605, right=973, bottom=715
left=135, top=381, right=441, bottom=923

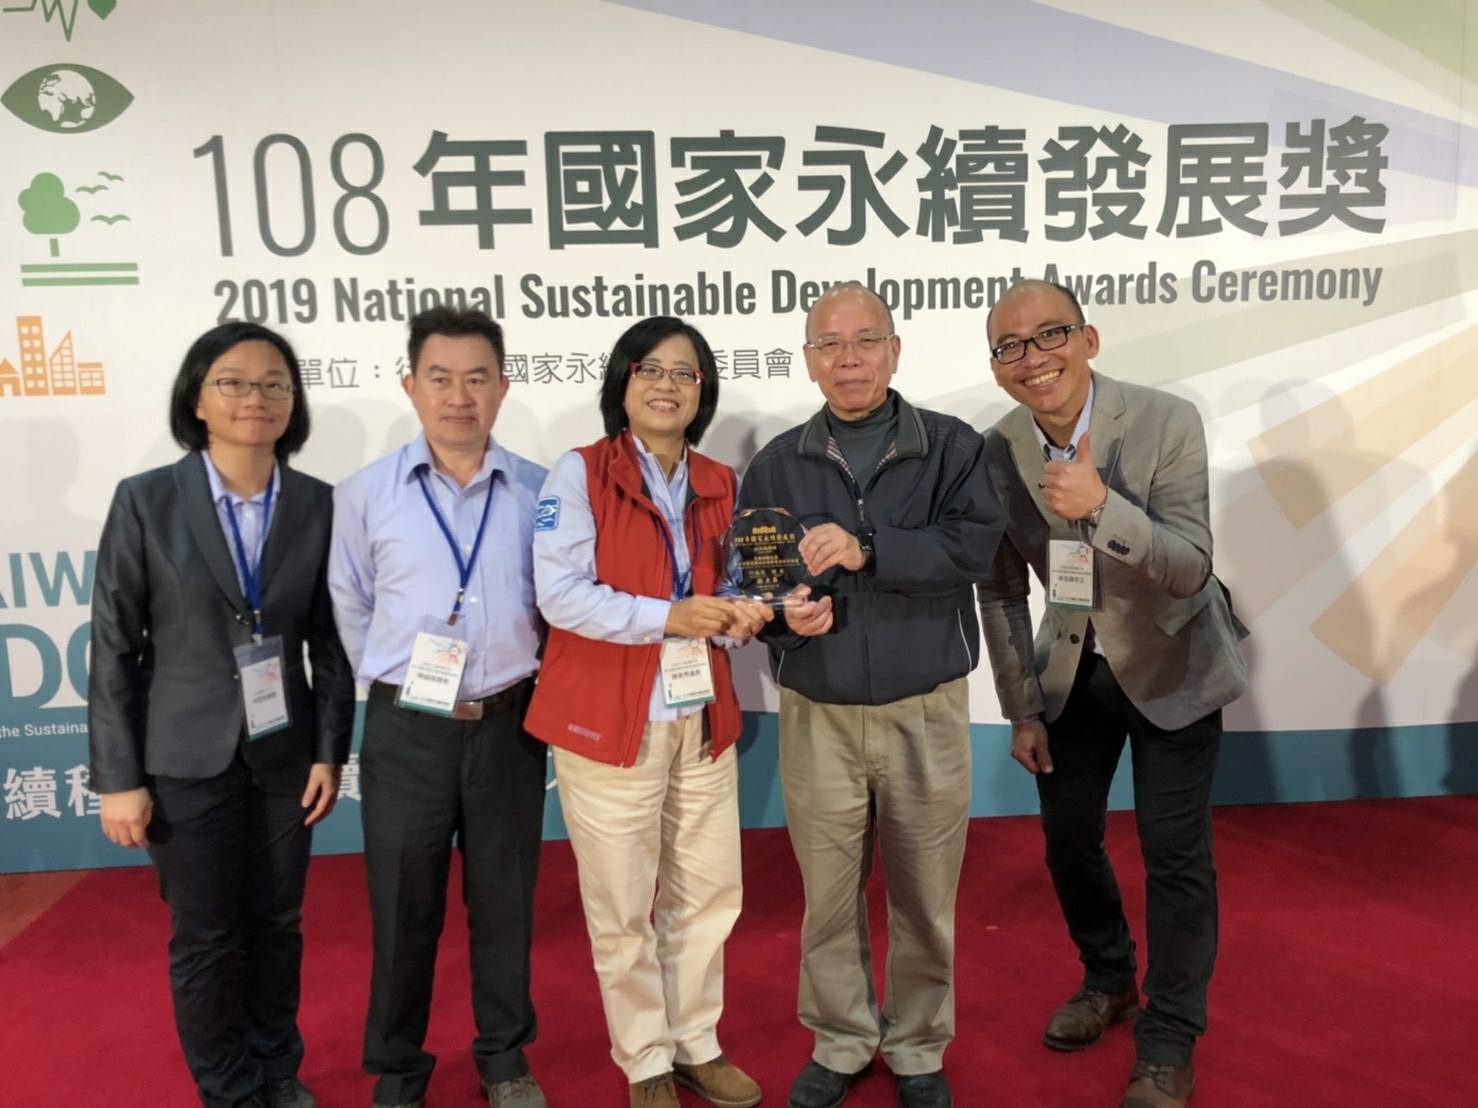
left=723, top=507, right=808, bottom=611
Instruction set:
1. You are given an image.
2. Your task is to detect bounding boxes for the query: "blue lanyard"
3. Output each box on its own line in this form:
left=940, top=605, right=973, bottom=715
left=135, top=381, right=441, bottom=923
left=657, top=514, right=694, bottom=600
left=223, top=471, right=276, bottom=643
left=417, top=469, right=495, bottom=626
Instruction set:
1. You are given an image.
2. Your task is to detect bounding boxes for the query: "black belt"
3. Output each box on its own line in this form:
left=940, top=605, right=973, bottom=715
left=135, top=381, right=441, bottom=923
left=371, top=676, right=531, bottom=721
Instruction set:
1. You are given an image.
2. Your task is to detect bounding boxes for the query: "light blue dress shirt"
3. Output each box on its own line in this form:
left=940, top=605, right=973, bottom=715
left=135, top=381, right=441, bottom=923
left=535, top=437, right=720, bottom=722
left=1032, top=376, right=1104, bottom=657
left=1030, top=376, right=1094, bottom=465
left=199, top=451, right=278, bottom=598
left=329, top=433, right=547, bottom=699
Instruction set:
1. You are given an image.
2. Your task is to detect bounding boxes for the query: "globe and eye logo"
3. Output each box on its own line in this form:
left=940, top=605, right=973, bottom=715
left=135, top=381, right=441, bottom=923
left=2, top=64, right=133, bottom=134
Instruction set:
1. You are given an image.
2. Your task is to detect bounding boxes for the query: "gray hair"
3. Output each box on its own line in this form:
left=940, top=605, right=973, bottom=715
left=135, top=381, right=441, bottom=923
left=804, top=280, right=897, bottom=340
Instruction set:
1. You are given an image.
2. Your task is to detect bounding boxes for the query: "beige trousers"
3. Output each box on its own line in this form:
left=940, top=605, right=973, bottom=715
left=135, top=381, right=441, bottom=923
left=779, top=677, right=972, bottom=1075
left=551, top=714, right=742, bottom=1083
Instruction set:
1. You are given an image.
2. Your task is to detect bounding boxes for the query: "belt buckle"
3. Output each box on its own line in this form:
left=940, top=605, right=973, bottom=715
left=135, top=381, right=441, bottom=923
left=451, top=700, right=484, bottom=722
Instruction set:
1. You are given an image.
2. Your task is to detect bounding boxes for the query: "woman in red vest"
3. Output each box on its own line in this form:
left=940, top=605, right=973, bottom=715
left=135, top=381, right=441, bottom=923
left=525, top=316, right=770, bottom=1108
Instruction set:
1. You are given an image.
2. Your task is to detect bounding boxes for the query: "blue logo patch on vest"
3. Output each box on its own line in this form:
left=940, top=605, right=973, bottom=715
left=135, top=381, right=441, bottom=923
left=535, top=496, right=560, bottom=531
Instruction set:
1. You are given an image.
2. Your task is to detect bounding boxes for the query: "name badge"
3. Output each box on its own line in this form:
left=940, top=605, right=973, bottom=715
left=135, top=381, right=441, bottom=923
left=234, top=636, right=291, bottom=739
left=660, top=637, right=716, bottom=709
left=1048, top=539, right=1097, bottom=610
left=398, top=630, right=471, bottom=716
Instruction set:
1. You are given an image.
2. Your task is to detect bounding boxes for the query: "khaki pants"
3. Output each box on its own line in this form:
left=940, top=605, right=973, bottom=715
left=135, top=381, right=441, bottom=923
left=779, top=677, right=971, bottom=1075
left=552, top=714, right=742, bottom=1082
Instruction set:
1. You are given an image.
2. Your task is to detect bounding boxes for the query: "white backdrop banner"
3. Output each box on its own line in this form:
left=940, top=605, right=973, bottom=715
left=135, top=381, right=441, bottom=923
left=2, top=0, right=1475, bottom=870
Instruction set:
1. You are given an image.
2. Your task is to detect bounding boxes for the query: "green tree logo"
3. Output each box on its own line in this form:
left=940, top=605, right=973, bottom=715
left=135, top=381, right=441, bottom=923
left=1, top=63, right=133, bottom=134
left=19, top=174, right=80, bottom=257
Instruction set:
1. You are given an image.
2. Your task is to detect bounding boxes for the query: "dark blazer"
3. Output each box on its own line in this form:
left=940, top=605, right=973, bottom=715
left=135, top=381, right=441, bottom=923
left=88, top=453, right=354, bottom=793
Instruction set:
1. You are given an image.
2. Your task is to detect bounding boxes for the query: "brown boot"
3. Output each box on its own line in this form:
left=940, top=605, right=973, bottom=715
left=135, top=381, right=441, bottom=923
left=1120, top=1061, right=1195, bottom=1107
left=1043, top=983, right=1139, bottom=1050
left=629, top=1073, right=680, bottom=1108
left=673, top=1055, right=762, bottom=1108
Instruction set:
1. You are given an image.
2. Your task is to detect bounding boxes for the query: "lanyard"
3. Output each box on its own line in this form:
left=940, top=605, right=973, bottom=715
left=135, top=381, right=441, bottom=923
left=417, top=469, right=495, bottom=625
left=223, top=470, right=276, bottom=643
left=657, top=513, right=696, bottom=600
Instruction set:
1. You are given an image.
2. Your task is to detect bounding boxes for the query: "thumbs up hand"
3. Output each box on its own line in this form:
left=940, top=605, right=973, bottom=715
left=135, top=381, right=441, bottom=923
left=1040, top=432, right=1108, bottom=522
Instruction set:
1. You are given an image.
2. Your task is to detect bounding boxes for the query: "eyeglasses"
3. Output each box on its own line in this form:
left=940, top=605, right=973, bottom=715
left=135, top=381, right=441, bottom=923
left=990, top=324, right=1085, bottom=364
left=630, top=362, right=703, bottom=387
left=204, top=378, right=295, bottom=400
left=804, top=333, right=894, bottom=359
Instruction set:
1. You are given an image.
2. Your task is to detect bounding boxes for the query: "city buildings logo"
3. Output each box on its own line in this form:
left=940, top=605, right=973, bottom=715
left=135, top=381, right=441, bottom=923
left=0, top=316, right=106, bottom=398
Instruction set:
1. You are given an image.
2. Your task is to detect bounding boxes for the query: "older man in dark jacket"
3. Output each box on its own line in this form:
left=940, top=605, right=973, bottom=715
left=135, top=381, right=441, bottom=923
left=737, top=282, right=1002, bottom=1108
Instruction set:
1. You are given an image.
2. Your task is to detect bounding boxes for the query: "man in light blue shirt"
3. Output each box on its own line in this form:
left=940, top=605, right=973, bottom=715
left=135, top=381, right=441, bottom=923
left=329, top=307, right=548, bottom=1108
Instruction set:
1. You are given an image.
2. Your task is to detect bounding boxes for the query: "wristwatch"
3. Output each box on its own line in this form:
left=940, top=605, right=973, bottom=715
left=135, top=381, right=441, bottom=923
left=856, top=525, right=877, bottom=571
left=1085, top=495, right=1107, bottom=528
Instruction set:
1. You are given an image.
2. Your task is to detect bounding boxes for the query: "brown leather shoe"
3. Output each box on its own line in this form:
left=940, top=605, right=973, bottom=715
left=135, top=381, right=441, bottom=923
left=1120, top=1061, right=1194, bottom=1107
left=1043, top=983, right=1139, bottom=1050
left=673, top=1054, right=762, bottom=1108
left=630, top=1073, right=680, bottom=1108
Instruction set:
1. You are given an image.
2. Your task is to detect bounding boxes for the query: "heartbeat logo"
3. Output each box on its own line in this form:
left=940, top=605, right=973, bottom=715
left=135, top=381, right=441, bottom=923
left=2, top=0, right=116, bottom=43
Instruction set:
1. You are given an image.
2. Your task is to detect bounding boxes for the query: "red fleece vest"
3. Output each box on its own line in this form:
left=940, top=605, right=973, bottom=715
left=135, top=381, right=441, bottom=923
left=524, top=432, right=742, bottom=766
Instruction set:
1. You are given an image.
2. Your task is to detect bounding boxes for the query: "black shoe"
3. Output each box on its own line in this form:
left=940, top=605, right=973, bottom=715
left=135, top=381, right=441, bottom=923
left=896, top=1071, right=951, bottom=1108
left=788, top=1060, right=856, bottom=1108
left=266, top=1078, right=316, bottom=1108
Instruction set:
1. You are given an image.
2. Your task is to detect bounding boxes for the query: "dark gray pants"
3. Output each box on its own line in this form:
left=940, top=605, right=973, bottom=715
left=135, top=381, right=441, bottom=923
left=148, top=752, right=313, bottom=1108
left=360, top=679, right=546, bottom=1104
left=1039, top=652, right=1221, bottom=1066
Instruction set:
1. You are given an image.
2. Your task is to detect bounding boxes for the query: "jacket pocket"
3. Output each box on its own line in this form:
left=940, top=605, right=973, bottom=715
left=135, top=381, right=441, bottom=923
left=955, top=608, right=975, bottom=668
left=1155, top=586, right=1213, bottom=636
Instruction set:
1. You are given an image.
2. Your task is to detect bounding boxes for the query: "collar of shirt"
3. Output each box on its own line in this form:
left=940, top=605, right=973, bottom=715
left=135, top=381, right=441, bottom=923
left=631, top=434, right=689, bottom=517
left=1033, top=375, right=1095, bottom=462
left=405, top=432, right=506, bottom=492
left=200, top=450, right=279, bottom=510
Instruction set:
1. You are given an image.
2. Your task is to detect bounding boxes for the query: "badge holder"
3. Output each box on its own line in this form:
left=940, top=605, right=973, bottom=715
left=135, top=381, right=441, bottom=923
left=1048, top=526, right=1100, bottom=611
left=234, top=636, right=291, bottom=739
left=660, top=637, right=716, bottom=709
left=397, top=616, right=474, bottom=717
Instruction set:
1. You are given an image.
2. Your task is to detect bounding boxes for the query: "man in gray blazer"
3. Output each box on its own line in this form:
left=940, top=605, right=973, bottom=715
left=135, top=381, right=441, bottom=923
left=976, top=280, right=1248, bottom=1108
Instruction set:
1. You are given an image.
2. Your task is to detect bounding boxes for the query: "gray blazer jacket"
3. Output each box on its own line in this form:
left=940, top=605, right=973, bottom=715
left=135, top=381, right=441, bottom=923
left=88, top=453, right=354, bottom=793
left=976, top=373, right=1248, bottom=732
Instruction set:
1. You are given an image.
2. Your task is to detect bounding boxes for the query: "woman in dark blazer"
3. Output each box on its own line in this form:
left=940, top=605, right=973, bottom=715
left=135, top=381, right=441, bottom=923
left=88, top=321, right=354, bottom=1108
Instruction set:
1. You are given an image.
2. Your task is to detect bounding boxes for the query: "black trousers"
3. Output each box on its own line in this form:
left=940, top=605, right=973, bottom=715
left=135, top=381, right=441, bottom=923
left=360, top=679, right=546, bottom=1104
left=1038, top=652, right=1221, bottom=1066
left=148, top=751, right=314, bottom=1108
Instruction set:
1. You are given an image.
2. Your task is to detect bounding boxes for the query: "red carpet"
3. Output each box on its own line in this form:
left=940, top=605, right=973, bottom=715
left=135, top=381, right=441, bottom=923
left=2, top=796, right=1475, bottom=1106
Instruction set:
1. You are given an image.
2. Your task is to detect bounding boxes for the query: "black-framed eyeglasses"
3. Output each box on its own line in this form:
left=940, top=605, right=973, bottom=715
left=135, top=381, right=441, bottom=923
left=204, top=378, right=295, bottom=400
left=804, top=332, right=894, bottom=359
left=630, top=361, right=703, bottom=387
left=990, top=323, right=1085, bottom=364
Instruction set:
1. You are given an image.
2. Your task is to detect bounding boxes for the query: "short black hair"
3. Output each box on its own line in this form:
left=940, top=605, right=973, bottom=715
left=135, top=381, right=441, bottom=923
left=169, top=322, right=310, bottom=460
left=407, top=306, right=505, bottom=374
left=986, top=279, right=1087, bottom=340
left=599, top=316, right=720, bottom=446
